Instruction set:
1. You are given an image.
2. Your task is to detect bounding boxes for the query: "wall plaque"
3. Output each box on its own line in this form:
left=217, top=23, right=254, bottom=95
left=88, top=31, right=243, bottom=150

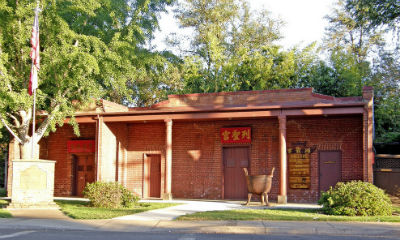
left=287, top=143, right=316, bottom=189
left=220, top=127, right=251, bottom=144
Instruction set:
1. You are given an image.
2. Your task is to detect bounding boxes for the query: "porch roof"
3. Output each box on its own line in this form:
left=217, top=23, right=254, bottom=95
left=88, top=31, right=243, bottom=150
left=70, top=88, right=366, bottom=123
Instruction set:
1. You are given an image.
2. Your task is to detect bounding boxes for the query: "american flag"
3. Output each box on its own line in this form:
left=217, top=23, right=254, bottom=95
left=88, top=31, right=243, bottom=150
left=28, top=6, right=40, bottom=96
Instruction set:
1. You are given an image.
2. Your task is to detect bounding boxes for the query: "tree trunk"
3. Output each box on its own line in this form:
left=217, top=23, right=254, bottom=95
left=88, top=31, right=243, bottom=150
left=19, top=141, right=40, bottom=159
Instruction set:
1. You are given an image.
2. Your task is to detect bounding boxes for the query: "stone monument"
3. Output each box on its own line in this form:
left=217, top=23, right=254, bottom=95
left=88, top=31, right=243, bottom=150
left=7, top=159, right=58, bottom=209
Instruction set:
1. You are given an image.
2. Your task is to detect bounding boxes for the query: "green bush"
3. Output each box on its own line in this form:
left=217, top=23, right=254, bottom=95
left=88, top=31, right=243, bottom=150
left=318, top=181, right=392, bottom=216
left=0, top=188, right=6, bottom=197
left=83, top=182, right=139, bottom=209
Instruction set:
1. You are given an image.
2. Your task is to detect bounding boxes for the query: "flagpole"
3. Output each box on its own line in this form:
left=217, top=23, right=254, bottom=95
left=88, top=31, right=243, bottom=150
left=31, top=1, right=40, bottom=159
left=31, top=89, right=36, bottom=159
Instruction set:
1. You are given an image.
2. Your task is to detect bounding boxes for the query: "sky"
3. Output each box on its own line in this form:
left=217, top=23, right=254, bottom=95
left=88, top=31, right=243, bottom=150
left=153, top=0, right=336, bottom=51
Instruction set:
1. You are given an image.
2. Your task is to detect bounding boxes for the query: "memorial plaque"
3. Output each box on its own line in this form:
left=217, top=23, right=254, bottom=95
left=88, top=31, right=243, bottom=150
left=287, top=144, right=315, bottom=189
left=20, top=165, right=47, bottom=190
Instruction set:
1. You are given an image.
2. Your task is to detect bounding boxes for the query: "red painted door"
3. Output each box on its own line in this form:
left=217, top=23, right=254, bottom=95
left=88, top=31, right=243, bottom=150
left=224, top=147, right=249, bottom=199
left=319, top=151, right=342, bottom=192
left=148, top=155, right=161, bottom=198
left=75, top=154, right=95, bottom=197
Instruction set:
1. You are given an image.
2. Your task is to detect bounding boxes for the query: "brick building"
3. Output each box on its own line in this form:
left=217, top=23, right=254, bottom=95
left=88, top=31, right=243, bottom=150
left=8, top=87, right=375, bottom=203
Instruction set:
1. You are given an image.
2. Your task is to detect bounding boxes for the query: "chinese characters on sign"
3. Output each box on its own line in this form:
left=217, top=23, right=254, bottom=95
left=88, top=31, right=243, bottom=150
left=287, top=144, right=316, bottom=189
left=67, top=140, right=95, bottom=153
left=220, top=127, right=251, bottom=144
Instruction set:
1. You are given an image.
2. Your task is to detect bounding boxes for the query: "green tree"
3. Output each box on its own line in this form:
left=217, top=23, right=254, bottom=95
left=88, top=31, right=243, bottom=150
left=174, top=0, right=316, bottom=93
left=0, top=0, right=174, bottom=158
left=370, top=51, right=400, bottom=142
left=345, top=0, right=400, bottom=31
left=311, top=0, right=400, bottom=142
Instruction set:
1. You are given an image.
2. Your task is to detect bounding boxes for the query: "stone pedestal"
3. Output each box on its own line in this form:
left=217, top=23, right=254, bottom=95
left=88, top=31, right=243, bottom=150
left=7, top=159, right=58, bottom=209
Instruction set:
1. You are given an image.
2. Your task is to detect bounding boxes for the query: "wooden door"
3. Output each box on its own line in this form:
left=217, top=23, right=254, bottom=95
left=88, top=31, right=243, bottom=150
left=146, top=154, right=161, bottom=198
left=75, top=154, right=95, bottom=197
left=319, top=151, right=342, bottom=192
left=223, top=147, right=249, bottom=199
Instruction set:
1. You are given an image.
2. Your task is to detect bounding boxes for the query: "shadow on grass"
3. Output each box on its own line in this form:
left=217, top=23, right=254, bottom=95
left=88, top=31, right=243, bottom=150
left=177, top=208, right=400, bottom=222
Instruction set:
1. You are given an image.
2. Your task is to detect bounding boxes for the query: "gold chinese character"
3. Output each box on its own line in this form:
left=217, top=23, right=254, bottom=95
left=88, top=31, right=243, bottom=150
left=304, top=148, right=311, bottom=154
left=287, top=148, right=292, bottom=154
left=241, top=129, right=250, bottom=140
left=222, top=130, right=231, bottom=141
left=232, top=130, right=240, bottom=141
left=295, top=147, right=301, bottom=153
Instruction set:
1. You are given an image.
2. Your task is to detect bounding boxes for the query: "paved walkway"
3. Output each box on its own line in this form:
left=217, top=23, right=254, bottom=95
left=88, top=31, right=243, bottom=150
left=113, top=199, right=321, bottom=221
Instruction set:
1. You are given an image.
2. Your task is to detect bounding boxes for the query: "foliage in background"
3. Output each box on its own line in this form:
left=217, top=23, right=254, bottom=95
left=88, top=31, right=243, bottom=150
left=318, top=181, right=392, bottom=216
left=0, top=129, right=8, bottom=188
left=172, top=0, right=319, bottom=93
left=345, top=0, right=400, bottom=32
left=0, top=0, right=176, bottom=158
left=83, top=181, right=139, bottom=209
left=297, top=0, right=400, bottom=143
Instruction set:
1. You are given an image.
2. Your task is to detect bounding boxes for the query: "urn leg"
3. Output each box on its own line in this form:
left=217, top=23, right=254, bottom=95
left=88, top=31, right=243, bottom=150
left=265, top=193, right=269, bottom=206
left=261, top=193, right=265, bottom=205
left=245, top=193, right=252, bottom=205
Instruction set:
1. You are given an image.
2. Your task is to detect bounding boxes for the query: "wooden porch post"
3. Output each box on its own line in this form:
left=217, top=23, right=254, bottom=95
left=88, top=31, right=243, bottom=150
left=278, top=115, right=287, bottom=204
left=362, top=86, right=374, bottom=183
left=163, top=119, right=173, bottom=200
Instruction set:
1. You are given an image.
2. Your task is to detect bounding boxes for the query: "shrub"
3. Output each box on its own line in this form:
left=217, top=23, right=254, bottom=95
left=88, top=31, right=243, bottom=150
left=318, top=181, right=392, bottom=216
left=120, top=185, right=139, bottom=208
left=0, top=188, right=6, bottom=197
left=83, top=182, right=139, bottom=209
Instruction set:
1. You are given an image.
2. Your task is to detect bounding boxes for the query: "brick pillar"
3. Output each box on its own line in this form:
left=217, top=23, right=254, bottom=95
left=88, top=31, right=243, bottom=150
left=163, top=119, right=173, bottom=200
left=362, top=86, right=374, bottom=183
left=278, top=115, right=287, bottom=204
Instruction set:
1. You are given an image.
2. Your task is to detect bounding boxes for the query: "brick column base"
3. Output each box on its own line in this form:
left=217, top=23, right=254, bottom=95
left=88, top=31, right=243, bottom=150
left=162, top=192, right=173, bottom=201
left=277, top=195, right=287, bottom=204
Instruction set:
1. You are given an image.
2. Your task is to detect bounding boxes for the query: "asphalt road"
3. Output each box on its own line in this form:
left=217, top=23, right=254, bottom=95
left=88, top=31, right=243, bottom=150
left=0, top=228, right=399, bottom=240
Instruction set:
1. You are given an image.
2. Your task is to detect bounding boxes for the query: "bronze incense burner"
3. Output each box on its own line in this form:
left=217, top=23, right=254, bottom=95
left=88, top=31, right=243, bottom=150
left=243, top=167, right=275, bottom=205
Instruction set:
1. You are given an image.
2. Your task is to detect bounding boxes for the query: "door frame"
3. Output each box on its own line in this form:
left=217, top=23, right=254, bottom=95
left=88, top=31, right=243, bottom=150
left=222, top=145, right=251, bottom=200
left=318, top=150, right=342, bottom=192
left=72, top=152, right=96, bottom=197
left=143, top=153, right=162, bottom=198
left=71, top=154, right=78, bottom=196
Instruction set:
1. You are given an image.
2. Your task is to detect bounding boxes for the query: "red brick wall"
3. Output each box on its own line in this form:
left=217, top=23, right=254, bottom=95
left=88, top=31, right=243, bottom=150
left=169, top=116, right=362, bottom=202
left=40, top=123, right=96, bottom=196
left=286, top=116, right=363, bottom=202
left=38, top=115, right=363, bottom=203
left=171, top=119, right=279, bottom=199
left=126, top=122, right=166, bottom=197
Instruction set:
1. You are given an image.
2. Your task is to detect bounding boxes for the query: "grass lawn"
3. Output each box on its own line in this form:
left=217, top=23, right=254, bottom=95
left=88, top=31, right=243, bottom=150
left=177, top=207, right=400, bottom=222
left=56, top=200, right=179, bottom=219
left=0, top=199, right=12, bottom=218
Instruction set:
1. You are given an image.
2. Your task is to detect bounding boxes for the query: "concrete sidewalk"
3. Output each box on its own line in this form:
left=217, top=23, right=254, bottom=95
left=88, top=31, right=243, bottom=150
left=2, top=199, right=399, bottom=237
left=0, top=216, right=399, bottom=237
left=113, top=199, right=321, bottom=221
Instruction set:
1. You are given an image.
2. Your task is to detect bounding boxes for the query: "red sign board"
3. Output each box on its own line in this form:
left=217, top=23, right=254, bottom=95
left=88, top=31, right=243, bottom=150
left=67, top=140, right=95, bottom=153
left=220, top=127, right=251, bottom=144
